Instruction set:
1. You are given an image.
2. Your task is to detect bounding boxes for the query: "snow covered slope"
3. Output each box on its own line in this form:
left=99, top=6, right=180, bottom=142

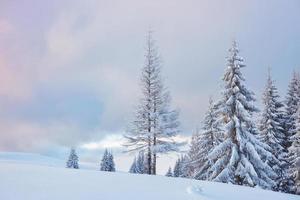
left=0, top=152, right=298, bottom=200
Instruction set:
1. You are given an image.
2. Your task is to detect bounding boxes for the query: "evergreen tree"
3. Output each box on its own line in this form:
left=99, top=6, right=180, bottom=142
left=258, top=71, right=287, bottom=191
left=284, top=71, right=300, bottom=148
left=135, top=151, right=145, bottom=174
left=165, top=167, right=173, bottom=177
left=289, top=104, right=300, bottom=194
left=185, top=129, right=201, bottom=177
left=129, top=157, right=138, bottom=173
left=124, top=31, right=182, bottom=175
left=100, top=149, right=116, bottom=172
left=129, top=151, right=145, bottom=174
left=207, top=41, right=277, bottom=189
left=173, top=156, right=188, bottom=178
left=187, top=98, right=223, bottom=180
left=66, top=148, right=79, bottom=169
left=173, top=157, right=182, bottom=177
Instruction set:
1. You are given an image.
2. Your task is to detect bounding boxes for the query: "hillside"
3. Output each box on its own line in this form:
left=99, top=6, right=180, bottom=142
left=0, top=152, right=298, bottom=200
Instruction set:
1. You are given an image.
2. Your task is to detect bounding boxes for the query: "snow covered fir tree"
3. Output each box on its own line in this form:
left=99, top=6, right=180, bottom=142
left=66, top=148, right=79, bottom=169
left=284, top=72, right=300, bottom=149
left=129, top=151, right=145, bottom=174
left=100, top=149, right=116, bottom=172
left=289, top=104, right=300, bottom=194
left=284, top=72, right=300, bottom=194
left=186, top=98, right=223, bottom=180
left=258, top=71, right=289, bottom=191
left=203, top=41, right=278, bottom=189
left=124, top=31, right=182, bottom=175
left=165, top=167, right=173, bottom=177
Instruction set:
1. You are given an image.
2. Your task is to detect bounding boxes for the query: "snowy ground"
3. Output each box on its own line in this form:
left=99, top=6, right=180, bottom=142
left=0, top=152, right=298, bottom=200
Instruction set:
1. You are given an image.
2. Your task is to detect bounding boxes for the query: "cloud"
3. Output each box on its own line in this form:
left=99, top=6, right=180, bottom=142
left=0, top=0, right=299, bottom=155
left=81, top=134, right=125, bottom=150
left=0, top=56, right=33, bottom=100
left=0, top=19, right=13, bottom=34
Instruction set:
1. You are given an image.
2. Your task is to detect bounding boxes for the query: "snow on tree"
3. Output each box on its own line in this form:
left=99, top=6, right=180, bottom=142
left=207, top=41, right=277, bottom=189
left=258, top=70, right=288, bottom=191
left=100, top=149, right=116, bottom=172
left=129, top=157, right=138, bottom=173
left=185, top=129, right=201, bottom=177
left=173, top=157, right=182, bottom=177
left=124, top=31, right=182, bottom=175
left=165, top=167, right=173, bottom=177
left=173, top=156, right=189, bottom=178
left=129, top=151, right=145, bottom=174
left=66, top=148, right=79, bottom=169
left=289, top=104, right=300, bottom=194
left=284, top=71, right=300, bottom=148
left=187, top=98, right=223, bottom=180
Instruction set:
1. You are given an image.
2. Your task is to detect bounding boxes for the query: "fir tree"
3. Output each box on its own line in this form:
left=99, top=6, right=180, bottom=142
left=124, top=31, right=182, bottom=175
left=173, top=157, right=182, bottom=177
left=129, top=151, right=145, bottom=174
left=289, top=104, right=300, bottom=194
left=207, top=41, right=277, bottom=189
left=165, top=167, right=173, bottom=177
left=129, top=157, right=138, bottom=173
left=66, top=148, right=79, bottom=169
left=185, top=129, right=201, bottom=177
left=258, top=71, right=287, bottom=191
left=188, top=98, right=223, bottom=180
left=284, top=71, right=300, bottom=148
left=100, top=149, right=116, bottom=172
left=135, top=151, right=145, bottom=174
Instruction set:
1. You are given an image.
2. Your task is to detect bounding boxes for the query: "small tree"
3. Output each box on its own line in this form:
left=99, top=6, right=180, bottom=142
left=100, top=149, right=116, bottom=172
left=135, top=151, right=145, bottom=174
left=173, top=156, right=188, bottom=177
left=129, top=157, right=138, bottom=173
left=165, top=167, right=173, bottom=177
left=66, top=148, right=79, bottom=169
left=129, top=151, right=145, bottom=174
left=173, top=157, right=182, bottom=177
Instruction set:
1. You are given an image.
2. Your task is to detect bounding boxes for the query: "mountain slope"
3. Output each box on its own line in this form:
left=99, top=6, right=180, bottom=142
left=0, top=152, right=298, bottom=200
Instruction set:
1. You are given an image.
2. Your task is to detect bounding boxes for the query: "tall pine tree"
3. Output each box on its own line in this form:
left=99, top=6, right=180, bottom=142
left=207, top=41, right=277, bottom=189
left=124, top=31, right=181, bottom=175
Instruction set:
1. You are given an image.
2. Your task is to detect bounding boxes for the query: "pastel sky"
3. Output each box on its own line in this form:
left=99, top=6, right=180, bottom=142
left=0, top=0, right=299, bottom=173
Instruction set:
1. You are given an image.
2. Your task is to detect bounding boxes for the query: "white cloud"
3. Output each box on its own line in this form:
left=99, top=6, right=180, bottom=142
left=81, top=134, right=126, bottom=150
